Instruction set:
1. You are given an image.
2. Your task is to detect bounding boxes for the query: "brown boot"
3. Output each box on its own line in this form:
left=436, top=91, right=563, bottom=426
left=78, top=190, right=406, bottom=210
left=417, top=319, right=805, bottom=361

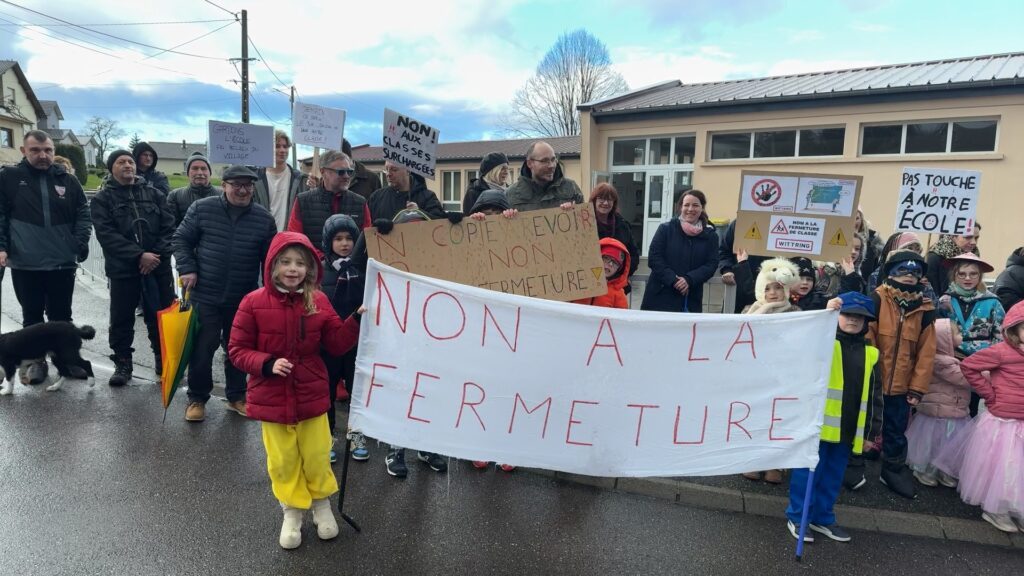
left=764, top=469, right=784, bottom=484
left=185, top=402, right=205, bottom=422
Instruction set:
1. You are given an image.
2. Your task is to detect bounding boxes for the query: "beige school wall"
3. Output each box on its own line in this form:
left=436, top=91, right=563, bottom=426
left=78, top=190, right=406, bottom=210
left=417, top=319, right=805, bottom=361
left=580, top=93, right=1024, bottom=273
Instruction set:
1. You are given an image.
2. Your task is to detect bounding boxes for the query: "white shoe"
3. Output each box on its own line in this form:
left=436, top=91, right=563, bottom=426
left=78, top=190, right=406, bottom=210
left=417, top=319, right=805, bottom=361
left=981, top=512, right=1019, bottom=533
left=913, top=470, right=937, bottom=487
left=937, top=471, right=958, bottom=488
left=279, top=506, right=304, bottom=549
left=311, top=498, right=339, bottom=540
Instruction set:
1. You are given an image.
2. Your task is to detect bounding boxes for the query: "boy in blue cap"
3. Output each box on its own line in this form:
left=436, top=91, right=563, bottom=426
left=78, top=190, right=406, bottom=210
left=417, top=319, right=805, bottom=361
left=786, top=291, right=881, bottom=543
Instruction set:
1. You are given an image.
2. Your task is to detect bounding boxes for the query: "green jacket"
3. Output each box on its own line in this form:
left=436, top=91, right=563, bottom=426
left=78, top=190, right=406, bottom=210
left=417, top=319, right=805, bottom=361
left=506, top=161, right=582, bottom=211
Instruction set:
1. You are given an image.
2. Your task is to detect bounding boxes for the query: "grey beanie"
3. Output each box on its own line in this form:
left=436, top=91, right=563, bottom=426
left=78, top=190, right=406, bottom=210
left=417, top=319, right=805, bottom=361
left=184, top=151, right=211, bottom=173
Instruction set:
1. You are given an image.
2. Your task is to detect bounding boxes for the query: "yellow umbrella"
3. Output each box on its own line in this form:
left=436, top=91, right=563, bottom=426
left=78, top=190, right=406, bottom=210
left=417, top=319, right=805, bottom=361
left=157, top=290, right=199, bottom=419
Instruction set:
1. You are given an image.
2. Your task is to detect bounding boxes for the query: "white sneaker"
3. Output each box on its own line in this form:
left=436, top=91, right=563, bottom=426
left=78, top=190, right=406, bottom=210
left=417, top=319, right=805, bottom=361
left=913, top=470, right=937, bottom=487
left=279, top=506, right=304, bottom=549
left=311, top=498, right=339, bottom=540
left=937, top=471, right=958, bottom=488
left=981, top=512, right=1019, bottom=533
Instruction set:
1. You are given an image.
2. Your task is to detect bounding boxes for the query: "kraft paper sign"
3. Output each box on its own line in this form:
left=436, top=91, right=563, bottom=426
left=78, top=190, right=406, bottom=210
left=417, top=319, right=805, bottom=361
left=366, top=206, right=607, bottom=302
left=734, top=170, right=862, bottom=262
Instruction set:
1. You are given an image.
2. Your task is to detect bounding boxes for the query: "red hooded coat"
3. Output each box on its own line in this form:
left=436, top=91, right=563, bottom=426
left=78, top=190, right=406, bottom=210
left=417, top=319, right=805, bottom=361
left=229, top=232, right=359, bottom=424
left=573, top=237, right=630, bottom=309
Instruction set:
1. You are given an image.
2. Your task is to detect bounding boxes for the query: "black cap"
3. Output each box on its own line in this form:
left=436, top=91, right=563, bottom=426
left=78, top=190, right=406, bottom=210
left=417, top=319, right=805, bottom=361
left=882, top=250, right=928, bottom=277
left=221, top=165, right=258, bottom=182
left=106, top=149, right=133, bottom=173
left=789, top=257, right=815, bottom=280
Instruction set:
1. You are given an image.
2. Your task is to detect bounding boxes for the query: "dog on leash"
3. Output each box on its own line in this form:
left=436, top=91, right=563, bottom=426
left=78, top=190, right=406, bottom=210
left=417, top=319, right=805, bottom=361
left=0, top=322, right=96, bottom=395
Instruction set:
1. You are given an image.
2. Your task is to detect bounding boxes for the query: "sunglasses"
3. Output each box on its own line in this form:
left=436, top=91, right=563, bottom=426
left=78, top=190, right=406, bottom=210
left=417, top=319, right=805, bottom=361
left=325, top=168, right=355, bottom=177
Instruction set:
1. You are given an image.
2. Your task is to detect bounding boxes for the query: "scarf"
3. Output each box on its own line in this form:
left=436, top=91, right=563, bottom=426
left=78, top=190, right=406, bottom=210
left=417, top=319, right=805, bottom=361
left=483, top=178, right=508, bottom=192
left=883, top=279, right=924, bottom=311
left=596, top=212, right=617, bottom=238
left=948, top=282, right=984, bottom=300
left=331, top=256, right=352, bottom=271
left=680, top=218, right=704, bottom=237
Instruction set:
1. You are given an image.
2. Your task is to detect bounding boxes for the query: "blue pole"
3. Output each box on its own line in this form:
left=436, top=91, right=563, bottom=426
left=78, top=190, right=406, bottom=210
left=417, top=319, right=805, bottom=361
left=795, top=468, right=815, bottom=561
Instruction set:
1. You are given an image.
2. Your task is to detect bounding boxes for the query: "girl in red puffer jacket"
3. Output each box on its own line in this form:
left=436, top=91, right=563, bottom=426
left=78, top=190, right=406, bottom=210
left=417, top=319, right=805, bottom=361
left=935, top=300, right=1024, bottom=533
left=229, top=232, right=360, bottom=550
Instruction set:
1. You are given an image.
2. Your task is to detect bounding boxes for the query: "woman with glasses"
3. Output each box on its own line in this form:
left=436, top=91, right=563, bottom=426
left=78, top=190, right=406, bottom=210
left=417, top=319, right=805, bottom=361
left=590, top=183, right=639, bottom=288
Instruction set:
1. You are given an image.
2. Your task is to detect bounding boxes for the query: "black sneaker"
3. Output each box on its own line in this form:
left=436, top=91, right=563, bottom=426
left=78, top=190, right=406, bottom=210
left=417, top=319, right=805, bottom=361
left=787, top=520, right=814, bottom=543
left=843, top=468, right=866, bottom=491
left=25, top=359, right=48, bottom=385
left=417, top=451, right=448, bottom=473
left=385, top=449, right=407, bottom=478
left=108, top=355, right=132, bottom=387
left=880, top=464, right=917, bottom=500
left=809, top=523, right=851, bottom=542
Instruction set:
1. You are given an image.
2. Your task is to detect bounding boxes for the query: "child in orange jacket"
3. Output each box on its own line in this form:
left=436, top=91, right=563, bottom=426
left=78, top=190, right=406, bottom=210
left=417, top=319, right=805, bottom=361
left=573, top=237, right=631, bottom=309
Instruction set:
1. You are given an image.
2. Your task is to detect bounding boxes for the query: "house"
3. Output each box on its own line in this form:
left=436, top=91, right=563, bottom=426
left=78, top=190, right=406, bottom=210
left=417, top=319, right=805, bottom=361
left=146, top=140, right=229, bottom=177
left=577, top=51, right=1024, bottom=268
left=0, top=60, right=44, bottom=166
left=38, top=99, right=96, bottom=165
left=301, top=136, right=583, bottom=212
left=80, top=135, right=99, bottom=167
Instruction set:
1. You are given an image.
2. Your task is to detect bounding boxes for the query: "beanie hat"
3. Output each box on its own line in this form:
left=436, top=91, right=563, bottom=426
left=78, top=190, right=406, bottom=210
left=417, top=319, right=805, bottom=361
left=790, top=257, right=816, bottom=280
left=895, top=232, right=922, bottom=252
left=883, top=250, right=927, bottom=278
left=184, top=151, right=211, bottom=173
left=469, top=189, right=511, bottom=214
left=322, top=214, right=360, bottom=254
left=838, top=291, right=876, bottom=319
left=755, top=258, right=800, bottom=303
left=106, top=149, right=133, bottom=173
left=479, top=152, right=509, bottom=179
left=600, top=243, right=625, bottom=266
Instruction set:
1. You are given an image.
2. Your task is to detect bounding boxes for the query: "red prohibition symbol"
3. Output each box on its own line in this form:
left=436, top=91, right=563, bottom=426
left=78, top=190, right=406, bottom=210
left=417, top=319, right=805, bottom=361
left=751, top=179, right=782, bottom=207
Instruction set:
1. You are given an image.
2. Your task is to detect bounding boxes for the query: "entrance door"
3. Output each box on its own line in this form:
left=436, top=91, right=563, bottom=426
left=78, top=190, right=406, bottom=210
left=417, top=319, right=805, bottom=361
left=642, top=171, right=673, bottom=255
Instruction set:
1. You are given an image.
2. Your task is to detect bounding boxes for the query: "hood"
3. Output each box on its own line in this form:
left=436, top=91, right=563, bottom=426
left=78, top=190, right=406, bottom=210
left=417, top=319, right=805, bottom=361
left=470, top=189, right=510, bottom=214
left=518, top=159, right=565, bottom=183
left=132, top=142, right=159, bottom=171
left=322, top=214, right=359, bottom=254
left=1002, top=300, right=1024, bottom=341
left=935, top=318, right=956, bottom=357
left=600, top=237, right=630, bottom=289
left=1006, top=251, right=1024, bottom=269
left=263, top=232, right=323, bottom=289
left=756, top=258, right=800, bottom=303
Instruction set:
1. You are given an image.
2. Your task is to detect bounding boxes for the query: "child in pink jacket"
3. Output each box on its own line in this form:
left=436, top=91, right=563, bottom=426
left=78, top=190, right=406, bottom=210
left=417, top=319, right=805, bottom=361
left=905, top=319, right=970, bottom=488
left=936, top=300, right=1024, bottom=533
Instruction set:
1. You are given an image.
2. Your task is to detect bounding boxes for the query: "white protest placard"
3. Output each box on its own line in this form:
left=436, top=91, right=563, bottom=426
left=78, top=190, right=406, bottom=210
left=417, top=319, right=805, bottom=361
left=739, top=174, right=799, bottom=213
left=767, top=215, right=827, bottom=255
left=382, top=108, right=438, bottom=180
left=795, top=177, right=857, bottom=217
left=895, top=167, right=980, bottom=235
left=207, top=120, right=275, bottom=167
left=291, top=101, right=345, bottom=149
left=350, top=260, right=837, bottom=477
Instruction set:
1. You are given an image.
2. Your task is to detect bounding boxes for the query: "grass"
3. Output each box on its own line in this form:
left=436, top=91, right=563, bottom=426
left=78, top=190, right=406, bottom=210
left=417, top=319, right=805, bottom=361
left=84, top=173, right=221, bottom=191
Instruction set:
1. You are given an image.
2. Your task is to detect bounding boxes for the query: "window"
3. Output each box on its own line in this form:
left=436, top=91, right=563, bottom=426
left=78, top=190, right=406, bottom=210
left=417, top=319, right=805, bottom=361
left=466, top=169, right=479, bottom=183
left=612, top=139, right=645, bottom=166
left=710, top=127, right=845, bottom=160
left=441, top=170, right=462, bottom=211
left=861, top=120, right=997, bottom=155
left=648, top=138, right=671, bottom=164
left=673, top=136, right=695, bottom=164
left=5, top=87, right=13, bottom=105
left=0, top=127, right=11, bottom=149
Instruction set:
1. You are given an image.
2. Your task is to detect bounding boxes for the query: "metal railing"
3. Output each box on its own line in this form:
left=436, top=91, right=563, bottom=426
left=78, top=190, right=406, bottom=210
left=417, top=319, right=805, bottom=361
left=629, top=274, right=737, bottom=313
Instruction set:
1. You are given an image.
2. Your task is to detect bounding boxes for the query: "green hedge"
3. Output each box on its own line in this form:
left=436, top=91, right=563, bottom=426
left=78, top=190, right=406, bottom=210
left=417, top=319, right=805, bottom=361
left=55, top=144, right=89, bottom=186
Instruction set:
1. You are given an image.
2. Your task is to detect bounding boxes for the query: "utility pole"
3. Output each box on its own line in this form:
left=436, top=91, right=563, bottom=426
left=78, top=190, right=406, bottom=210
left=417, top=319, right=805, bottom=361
left=290, top=85, right=296, bottom=166
left=240, top=9, right=249, bottom=123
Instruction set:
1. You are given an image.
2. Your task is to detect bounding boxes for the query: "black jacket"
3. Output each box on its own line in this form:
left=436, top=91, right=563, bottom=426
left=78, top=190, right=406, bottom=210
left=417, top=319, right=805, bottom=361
left=167, top=184, right=220, bottom=227
left=925, top=252, right=951, bottom=297
left=349, top=161, right=381, bottom=201
left=368, top=178, right=445, bottom=221
left=0, top=159, right=91, bottom=270
left=462, top=178, right=492, bottom=214
left=718, top=220, right=768, bottom=312
left=90, top=176, right=175, bottom=280
left=321, top=257, right=363, bottom=320
left=132, top=142, right=170, bottom=194
left=994, top=252, right=1024, bottom=312
left=640, top=221, right=718, bottom=313
left=173, top=194, right=277, bottom=306
left=596, top=211, right=640, bottom=278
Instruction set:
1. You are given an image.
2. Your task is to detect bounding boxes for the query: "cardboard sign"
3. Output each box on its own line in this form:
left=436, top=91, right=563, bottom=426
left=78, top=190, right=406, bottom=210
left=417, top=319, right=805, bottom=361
left=734, top=170, right=862, bottom=261
left=366, top=206, right=606, bottom=302
left=382, top=108, right=438, bottom=180
left=207, top=120, right=274, bottom=167
left=351, top=260, right=838, bottom=477
left=291, top=101, right=346, bottom=149
left=895, top=167, right=980, bottom=235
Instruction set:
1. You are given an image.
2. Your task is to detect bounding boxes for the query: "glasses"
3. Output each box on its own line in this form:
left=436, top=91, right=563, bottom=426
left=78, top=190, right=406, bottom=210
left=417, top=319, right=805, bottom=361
left=225, top=181, right=255, bottom=190
left=325, top=168, right=355, bottom=177
left=529, top=156, right=558, bottom=165
left=956, top=271, right=981, bottom=279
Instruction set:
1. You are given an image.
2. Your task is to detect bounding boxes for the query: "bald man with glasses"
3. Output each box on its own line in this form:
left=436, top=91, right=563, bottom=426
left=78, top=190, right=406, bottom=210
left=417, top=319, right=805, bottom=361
left=287, top=150, right=371, bottom=249
left=506, top=140, right=583, bottom=212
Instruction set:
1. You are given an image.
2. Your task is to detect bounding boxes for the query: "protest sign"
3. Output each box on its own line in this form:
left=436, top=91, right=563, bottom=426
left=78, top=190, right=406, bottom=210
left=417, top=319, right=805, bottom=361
left=895, top=167, right=980, bottom=235
left=734, top=170, right=862, bottom=261
left=382, top=108, right=438, bottom=180
left=349, top=260, right=836, bottom=477
left=207, top=120, right=274, bottom=167
left=291, top=101, right=345, bottom=149
left=366, top=206, right=606, bottom=302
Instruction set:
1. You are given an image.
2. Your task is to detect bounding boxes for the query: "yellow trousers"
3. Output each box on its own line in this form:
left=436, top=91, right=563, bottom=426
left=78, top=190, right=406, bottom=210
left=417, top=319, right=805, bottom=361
left=261, top=413, right=338, bottom=509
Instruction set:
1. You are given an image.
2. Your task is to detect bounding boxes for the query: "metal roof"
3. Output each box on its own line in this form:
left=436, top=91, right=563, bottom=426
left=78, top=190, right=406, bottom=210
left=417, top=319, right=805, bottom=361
left=581, top=52, right=1024, bottom=116
left=336, top=135, right=581, bottom=165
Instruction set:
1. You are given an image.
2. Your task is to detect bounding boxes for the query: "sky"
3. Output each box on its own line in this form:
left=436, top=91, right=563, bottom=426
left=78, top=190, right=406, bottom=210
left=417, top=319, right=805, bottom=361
left=3, top=0, right=1022, bottom=161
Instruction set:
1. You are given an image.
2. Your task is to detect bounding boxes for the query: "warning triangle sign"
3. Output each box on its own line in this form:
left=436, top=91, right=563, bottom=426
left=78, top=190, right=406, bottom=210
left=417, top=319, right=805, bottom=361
left=829, top=228, right=848, bottom=247
left=771, top=220, right=789, bottom=235
left=591, top=267, right=604, bottom=282
left=744, top=222, right=762, bottom=240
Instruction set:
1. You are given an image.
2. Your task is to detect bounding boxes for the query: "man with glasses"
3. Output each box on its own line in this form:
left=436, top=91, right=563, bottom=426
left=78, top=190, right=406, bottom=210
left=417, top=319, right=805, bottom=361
left=174, top=165, right=277, bottom=422
left=254, top=130, right=306, bottom=231
left=506, top=141, right=582, bottom=212
left=287, top=150, right=371, bottom=248
left=368, top=160, right=447, bottom=222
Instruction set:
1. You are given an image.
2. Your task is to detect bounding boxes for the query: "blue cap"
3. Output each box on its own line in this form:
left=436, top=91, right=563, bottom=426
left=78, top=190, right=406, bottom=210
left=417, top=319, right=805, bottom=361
left=838, top=291, right=876, bottom=319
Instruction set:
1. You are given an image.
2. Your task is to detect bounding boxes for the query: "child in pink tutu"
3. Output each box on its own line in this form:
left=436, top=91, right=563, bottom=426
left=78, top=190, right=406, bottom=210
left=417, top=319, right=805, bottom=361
left=906, top=319, right=971, bottom=488
left=935, top=300, right=1024, bottom=533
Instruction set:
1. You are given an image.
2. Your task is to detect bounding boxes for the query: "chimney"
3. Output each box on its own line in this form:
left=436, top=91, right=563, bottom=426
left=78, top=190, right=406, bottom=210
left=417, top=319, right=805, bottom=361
left=182, top=139, right=186, bottom=150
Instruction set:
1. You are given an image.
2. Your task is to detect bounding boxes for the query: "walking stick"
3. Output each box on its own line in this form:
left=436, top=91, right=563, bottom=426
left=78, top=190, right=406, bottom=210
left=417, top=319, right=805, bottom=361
left=336, top=433, right=362, bottom=532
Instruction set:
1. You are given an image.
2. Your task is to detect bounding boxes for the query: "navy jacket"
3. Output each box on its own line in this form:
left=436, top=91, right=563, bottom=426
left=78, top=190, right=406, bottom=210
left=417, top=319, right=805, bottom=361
left=640, top=221, right=719, bottom=313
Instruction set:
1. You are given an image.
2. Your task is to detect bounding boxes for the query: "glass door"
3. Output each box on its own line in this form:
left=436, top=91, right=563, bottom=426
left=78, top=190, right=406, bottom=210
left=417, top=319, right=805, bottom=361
left=643, top=171, right=672, bottom=255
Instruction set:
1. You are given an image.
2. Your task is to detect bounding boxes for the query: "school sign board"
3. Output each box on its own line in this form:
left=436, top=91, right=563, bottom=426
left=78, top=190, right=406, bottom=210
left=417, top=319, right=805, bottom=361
left=895, top=167, right=980, bottom=236
left=207, top=120, right=275, bottom=167
left=350, top=260, right=836, bottom=477
left=291, top=101, right=346, bottom=149
left=366, top=206, right=606, bottom=302
left=382, top=108, right=439, bottom=180
left=733, top=170, right=862, bottom=262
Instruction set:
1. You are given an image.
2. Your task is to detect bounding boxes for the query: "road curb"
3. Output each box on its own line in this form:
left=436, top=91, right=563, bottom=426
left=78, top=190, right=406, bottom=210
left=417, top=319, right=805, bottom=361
left=524, top=470, right=1024, bottom=549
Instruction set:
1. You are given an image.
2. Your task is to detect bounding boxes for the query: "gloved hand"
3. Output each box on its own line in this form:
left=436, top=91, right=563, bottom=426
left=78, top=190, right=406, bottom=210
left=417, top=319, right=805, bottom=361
left=446, top=211, right=464, bottom=224
left=373, top=218, right=394, bottom=234
left=77, top=243, right=89, bottom=262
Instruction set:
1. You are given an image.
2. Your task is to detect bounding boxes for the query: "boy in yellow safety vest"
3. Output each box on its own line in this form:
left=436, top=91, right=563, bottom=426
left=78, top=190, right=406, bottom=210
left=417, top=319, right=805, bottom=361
left=786, top=291, right=882, bottom=544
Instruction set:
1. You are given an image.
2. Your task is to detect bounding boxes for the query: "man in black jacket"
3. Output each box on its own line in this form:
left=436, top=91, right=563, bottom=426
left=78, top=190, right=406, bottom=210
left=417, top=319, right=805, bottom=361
left=0, top=130, right=91, bottom=384
left=174, top=165, right=277, bottom=423
left=368, top=160, right=446, bottom=221
left=167, top=151, right=220, bottom=227
left=132, top=141, right=170, bottom=195
left=91, top=150, right=176, bottom=386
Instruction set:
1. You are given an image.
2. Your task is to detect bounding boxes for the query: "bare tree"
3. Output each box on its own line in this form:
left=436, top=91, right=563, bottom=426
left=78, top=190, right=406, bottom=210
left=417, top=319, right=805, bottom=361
left=504, top=30, right=628, bottom=137
left=85, top=116, right=126, bottom=165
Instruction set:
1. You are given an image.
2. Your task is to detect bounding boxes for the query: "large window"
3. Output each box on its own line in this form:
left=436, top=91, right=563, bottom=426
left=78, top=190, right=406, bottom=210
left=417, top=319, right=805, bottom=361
left=441, top=170, right=461, bottom=211
left=0, top=127, right=11, bottom=149
left=710, top=127, right=845, bottom=160
left=861, top=119, right=997, bottom=155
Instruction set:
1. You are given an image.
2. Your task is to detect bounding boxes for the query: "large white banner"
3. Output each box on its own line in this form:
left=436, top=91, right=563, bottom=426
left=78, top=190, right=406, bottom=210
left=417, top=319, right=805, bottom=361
left=351, top=260, right=838, bottom=477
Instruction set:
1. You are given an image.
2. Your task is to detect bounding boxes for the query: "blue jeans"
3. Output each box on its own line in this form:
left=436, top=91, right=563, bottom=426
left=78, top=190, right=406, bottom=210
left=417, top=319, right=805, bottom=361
left=786, top=441, right=851, bottom=526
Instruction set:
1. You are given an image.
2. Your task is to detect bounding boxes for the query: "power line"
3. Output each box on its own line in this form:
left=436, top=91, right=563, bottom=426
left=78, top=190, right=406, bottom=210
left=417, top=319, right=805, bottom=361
left=0, top=18, right=236, bottom=27
left=203, top=0, right=238, bottom=18
left=247, top=35, right=289, bottom=89
left=0, top=0, right=229, bottom=60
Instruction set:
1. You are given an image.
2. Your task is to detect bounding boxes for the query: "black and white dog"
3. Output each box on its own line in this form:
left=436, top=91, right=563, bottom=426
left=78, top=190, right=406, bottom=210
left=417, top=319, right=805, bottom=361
left=0, top=322, right=96, bottom=395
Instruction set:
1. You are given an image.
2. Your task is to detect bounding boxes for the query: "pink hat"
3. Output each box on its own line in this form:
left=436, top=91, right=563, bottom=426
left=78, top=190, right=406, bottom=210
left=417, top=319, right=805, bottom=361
left=946, top=252, right=994, bottom=273
left=895, top=232, right=922, bottom=251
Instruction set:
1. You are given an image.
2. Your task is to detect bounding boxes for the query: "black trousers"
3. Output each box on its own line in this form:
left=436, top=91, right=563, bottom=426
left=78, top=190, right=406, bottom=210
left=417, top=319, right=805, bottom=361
left=10, top=268, right=76, bottom=326
left=186, top=302, right=247, bottom=404
left=108, top=266, right=175, bottom=358
left=324, top=347, right=357, bottom=435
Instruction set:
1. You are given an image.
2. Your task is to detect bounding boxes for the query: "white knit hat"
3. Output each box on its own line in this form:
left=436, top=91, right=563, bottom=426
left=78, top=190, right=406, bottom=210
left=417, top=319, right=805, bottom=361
left=755, top=258, right=800, bottom=303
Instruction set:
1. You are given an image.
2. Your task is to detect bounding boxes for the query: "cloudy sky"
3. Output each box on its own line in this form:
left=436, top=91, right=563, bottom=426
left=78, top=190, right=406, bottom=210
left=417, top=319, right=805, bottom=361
left=3, top=0, right=1022, bottom=158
